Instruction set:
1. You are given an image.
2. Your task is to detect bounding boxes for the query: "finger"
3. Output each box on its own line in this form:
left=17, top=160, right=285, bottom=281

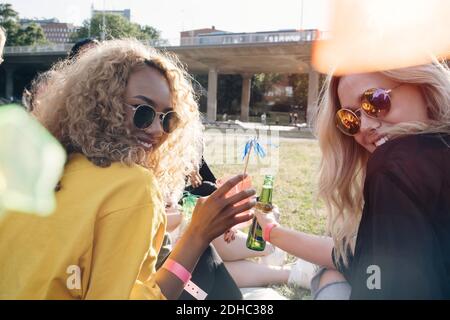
left=212, top=174, right=248, bottom=199
left=224, top=189, right=256, bottom=208
left=229, top=211, right=254, bottom=227
left=224, top=198, right=257, bottom=217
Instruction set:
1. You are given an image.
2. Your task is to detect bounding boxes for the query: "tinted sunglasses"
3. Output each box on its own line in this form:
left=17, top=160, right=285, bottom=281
left=127, top=104, right=180, bottom=134
left=335, top=85, right=401, bottom=136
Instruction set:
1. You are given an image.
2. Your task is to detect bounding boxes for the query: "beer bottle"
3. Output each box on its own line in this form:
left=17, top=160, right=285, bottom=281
left=246, top=175, right=274, bottom=251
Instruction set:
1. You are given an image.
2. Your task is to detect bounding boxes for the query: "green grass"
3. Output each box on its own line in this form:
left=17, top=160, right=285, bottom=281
left=206, top=133, right=327, bottom=299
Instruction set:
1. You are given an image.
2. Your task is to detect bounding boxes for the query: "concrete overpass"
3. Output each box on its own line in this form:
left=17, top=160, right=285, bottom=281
left=1, top=30, right=322, bottom=122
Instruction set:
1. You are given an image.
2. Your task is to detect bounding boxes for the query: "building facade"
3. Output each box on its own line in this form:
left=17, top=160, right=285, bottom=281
left=20, top=18, right=78, bottom=43
left=92, top=8, right=131, bottom=21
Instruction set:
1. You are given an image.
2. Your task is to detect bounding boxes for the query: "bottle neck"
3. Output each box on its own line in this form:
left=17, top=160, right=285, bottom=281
left=259, top=186, right=272, bottom=204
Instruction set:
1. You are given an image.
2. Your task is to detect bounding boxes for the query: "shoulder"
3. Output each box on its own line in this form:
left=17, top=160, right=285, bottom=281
left=63, top=153, right=163, bottom=215
left=65, top=153, right=155, bottom=184
left=367, top=133, right=448, bottom=179
left=365, top=133, right=449, bottom=209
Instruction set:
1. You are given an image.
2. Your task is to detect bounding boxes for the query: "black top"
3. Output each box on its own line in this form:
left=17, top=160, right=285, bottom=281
left=333, top=133, right=450, bottom=299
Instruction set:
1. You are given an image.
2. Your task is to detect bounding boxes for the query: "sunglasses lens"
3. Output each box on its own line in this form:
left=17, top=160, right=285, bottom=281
left=162, top=112, right=180, bottom=133
left=336, top=109, right=360, bottom=135
left=362, top=88, right=391, bottom=118
left=134, top=105, right=155, bottom=129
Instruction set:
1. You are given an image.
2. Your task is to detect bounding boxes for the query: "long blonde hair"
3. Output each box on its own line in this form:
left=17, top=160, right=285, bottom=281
left=33, top=39, right=203, bottom=200
left=313, top=61, right=450, bottom=266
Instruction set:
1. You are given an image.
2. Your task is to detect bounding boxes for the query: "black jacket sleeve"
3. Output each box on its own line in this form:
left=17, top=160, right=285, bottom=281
left=349, top=168, right=447, bottom=299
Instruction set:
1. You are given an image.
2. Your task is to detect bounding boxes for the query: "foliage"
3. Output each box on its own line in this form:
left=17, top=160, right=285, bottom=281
left=73, top=13, right=161, bottom=42
left=0, top=3, right=47, bottom=46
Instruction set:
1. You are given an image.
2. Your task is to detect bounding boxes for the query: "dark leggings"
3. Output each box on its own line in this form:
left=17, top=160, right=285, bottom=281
left=157, top=244, right=242, bottom=300
left=180, top=245, right=242, bottom=300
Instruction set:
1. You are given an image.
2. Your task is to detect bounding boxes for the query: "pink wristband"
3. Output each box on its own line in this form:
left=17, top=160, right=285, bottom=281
left=162, top=259, right=192, bottom=284
left=263, top=223, right=279, bottom=242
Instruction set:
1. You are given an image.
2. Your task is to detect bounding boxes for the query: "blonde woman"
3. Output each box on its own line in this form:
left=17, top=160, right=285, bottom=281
left=255, top=61, right=450, bottom=299
left=0, top=39, right=256, bottom=299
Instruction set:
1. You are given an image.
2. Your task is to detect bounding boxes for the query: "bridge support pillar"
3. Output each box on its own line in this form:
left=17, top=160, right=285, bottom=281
left=5, top=66, right=15, bottom=100
left=307, top=66, right=319, bottom=124
left=240, top=73, right=252, bottom=122
left=207, top=67, right=218, bottom=122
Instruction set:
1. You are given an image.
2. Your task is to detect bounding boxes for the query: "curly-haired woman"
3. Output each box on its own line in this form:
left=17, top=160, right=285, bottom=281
left=0, top=39, right=256, bottom=299
left=255, top=61, right=450, bottom=299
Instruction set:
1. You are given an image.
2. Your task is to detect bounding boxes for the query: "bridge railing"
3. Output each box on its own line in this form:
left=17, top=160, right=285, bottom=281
left=177, top=29, right=323, bottom=47
left=4, top=30, right=329, bottom=54
left=4, top=43, right=74, bottom=54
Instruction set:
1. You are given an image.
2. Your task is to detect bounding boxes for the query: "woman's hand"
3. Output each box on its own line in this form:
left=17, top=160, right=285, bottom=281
left=254, top=205, right=280, bottom=230
left=189, top=170, right=203, bottom=188
left=223, top=229, right=237, bottom=243
left=187, top=174, right=256, bottom=245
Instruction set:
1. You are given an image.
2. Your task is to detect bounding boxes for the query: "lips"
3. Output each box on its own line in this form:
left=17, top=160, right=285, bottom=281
left=364, top=130, right=382, bottom=144
left=136, top=136, right=159, bottom=149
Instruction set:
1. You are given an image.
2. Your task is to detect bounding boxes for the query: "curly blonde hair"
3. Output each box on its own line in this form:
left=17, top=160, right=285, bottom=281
left=33, top=39, right=203, bottom=200
left=313, top=61, right=450, bottom=266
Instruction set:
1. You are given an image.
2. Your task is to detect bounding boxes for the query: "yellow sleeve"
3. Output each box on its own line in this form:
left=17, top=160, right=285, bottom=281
left=84, top=203, right=166, bottom=300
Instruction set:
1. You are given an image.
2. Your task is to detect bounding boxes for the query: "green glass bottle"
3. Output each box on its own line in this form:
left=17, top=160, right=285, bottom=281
left=246, top=175, right=274, bottom=251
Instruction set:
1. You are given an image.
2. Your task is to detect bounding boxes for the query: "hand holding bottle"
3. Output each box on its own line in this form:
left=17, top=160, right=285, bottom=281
left=254, top=205, right=280, bottom=230
left=187, top=174, right=256, bottom=245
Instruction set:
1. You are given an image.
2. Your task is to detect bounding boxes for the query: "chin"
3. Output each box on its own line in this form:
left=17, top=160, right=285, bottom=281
left=365, top=145, right=376, bottom=153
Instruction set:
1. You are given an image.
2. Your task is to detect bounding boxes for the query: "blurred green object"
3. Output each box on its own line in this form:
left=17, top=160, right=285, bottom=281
left=181, top=192, right=199, bottom=224
left=0, top=104, right=66, bottom=217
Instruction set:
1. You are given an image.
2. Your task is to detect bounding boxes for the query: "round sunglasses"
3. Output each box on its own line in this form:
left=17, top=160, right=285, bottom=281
left=126, top=104, right=180, bottom=134
left=335, top=85, right=402, bottom=136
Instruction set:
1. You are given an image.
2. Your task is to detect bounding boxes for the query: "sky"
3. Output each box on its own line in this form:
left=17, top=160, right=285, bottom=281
left=5, top=0, right=330, bottom=40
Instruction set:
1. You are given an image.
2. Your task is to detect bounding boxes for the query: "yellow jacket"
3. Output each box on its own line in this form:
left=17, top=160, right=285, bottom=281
left=0, top=153, right=167, bottom=299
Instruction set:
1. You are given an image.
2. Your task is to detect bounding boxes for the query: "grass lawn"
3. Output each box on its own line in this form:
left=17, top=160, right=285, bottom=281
left=205, top=133, right=327, bottom=299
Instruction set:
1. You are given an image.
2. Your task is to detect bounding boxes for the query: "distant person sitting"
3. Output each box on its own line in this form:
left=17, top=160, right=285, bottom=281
left=261, top=112, right=267, bottom=125
left=293, top=112, right=299, bottom=125
left=0, top=26, right=5, bottom=64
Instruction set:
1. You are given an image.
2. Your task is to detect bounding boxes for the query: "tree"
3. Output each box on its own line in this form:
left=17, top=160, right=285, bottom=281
left=140, top=25, right=160, bottom=40
left=72, top=13, right=161, bottom=42
left=251, top=73, right=283, bottom=106
left=0, top=3, right=17, bottom=23
left=15, top=23, right=47, bottom=46
left=288, top=73, right=308, bottom=109
left=0, top=3, right=47, bottom=46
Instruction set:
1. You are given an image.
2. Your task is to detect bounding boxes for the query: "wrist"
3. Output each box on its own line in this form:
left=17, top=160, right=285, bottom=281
left=162, top=258, right=191, bottom=285
left=263, top=222, right=280, bottom=242
left=183, top=225, right=209, bottom=251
